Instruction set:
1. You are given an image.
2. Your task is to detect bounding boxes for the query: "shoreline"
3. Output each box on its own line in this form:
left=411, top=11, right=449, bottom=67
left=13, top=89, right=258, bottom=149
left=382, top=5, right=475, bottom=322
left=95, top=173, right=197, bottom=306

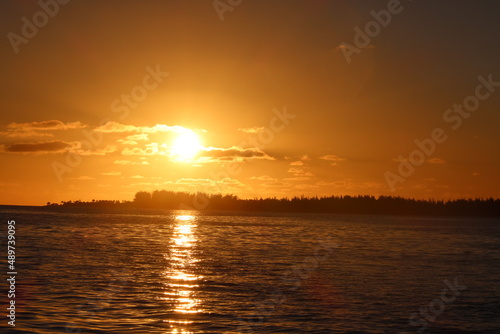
left=1, top=204, right=499, bottom=219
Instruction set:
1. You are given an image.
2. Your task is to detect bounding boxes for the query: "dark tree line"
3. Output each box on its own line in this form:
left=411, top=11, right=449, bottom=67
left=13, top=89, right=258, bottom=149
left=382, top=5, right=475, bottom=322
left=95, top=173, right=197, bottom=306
left=47, top=190, right=500, bottom=217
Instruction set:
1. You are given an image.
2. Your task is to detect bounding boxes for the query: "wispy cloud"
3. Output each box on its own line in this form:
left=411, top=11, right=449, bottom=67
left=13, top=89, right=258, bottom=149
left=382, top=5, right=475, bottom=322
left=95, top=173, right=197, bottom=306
left=118, top=133, right=150, bottom=145
left=317, top=180, right=383, bottom=190
left=94, top=121, right=201, bottom=134
left=71, top=143, right=117, bottom=156
left=94, top=122, right=139, bottom=133
left=320, top=154, right=346, bottom=162
left=249, top=175, right=277, bottom=181
left=290, top=161, right=304, bottom=166
left=121, top=143, right=166, bottom=156
left=287, top=167, right=314, bottom=177
left=238, top=127, right=265, bottom=133
left=284, top=176, right=311, bottom=181
left=101, top=171, right=122, bottom=176
left=261, top=181, right=291, bottom=188
left=120, top=143, right=274, bottom=162
left=219, top=178, right=243, bottom=185
left=320, top=154, right=346, bottom=166
left=113, top=159, right=149, bottom=165
left=127, top=133, right=149, bottom=141
left=174, top=178, right=216, bottom=187
left=199, top=146, right=274, bottom=161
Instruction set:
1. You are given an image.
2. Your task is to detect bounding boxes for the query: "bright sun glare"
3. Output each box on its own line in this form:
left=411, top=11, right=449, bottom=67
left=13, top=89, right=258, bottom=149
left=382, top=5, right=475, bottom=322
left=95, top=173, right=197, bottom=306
left=170, top=130, right=202, bottom=162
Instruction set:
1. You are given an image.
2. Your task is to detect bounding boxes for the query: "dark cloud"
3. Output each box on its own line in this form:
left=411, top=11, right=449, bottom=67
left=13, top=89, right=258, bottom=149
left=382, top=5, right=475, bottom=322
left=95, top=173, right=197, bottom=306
left=1, top=120, right=86, bottom=138
left=5, top=141, right=72, bottom=153
left=7, top=120, right=85, bottom=131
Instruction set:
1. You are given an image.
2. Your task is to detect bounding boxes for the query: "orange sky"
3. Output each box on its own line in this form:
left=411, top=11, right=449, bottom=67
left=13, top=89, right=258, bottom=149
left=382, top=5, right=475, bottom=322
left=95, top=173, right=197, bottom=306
left=1, top=1, right=500, bottom=205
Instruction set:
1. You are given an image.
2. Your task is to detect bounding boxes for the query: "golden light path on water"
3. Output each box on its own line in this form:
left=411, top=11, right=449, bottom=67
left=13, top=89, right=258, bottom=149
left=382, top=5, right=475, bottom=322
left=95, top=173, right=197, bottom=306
left=161, top=214, right=203, bottom=334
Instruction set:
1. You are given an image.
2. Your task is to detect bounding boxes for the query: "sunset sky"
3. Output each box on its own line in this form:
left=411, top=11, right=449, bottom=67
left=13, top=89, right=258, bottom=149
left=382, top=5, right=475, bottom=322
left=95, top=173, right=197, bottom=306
left=1, top=0, right=500, bottom=205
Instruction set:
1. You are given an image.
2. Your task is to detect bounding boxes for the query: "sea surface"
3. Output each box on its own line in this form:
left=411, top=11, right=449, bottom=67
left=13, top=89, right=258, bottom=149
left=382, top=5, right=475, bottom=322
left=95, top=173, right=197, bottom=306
left=0, top=209, right=499, bottom=333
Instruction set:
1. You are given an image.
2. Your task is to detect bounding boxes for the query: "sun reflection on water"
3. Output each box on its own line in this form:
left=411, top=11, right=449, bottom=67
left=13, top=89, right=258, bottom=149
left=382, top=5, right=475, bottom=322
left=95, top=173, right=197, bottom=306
left=162, top=214, right=202, bottom=333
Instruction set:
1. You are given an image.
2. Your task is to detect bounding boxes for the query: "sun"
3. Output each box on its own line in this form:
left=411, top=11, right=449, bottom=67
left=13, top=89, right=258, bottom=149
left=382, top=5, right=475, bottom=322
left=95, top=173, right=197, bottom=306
left=170, top=130, right=202, bottom=162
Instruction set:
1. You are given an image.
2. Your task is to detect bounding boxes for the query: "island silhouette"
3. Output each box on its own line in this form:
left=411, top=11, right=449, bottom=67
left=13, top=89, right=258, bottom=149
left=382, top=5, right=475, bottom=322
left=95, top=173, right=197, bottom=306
left=41, top=190, right=500, bottom=217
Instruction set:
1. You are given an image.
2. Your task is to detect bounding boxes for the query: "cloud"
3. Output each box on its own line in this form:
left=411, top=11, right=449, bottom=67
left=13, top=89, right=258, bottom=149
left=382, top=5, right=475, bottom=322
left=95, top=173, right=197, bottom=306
left=320, top=154, right=346, bottom=162
left=317, top=180, right=383, bottom=190
left=94, top=122, right=139, bottom=133
left=3, top=140, right=72, bottom=153
left=200, top=146, right=274, bottom=161
left=175, top=178, right=216, bottom=187
left=287, top=167, right=314, bottom=177
left=316, top=181, right=349, bottom=187
left=1, top=140, right=116, bottom=155
left=284, top=176, right=311, bottom=181
left=118, top=140, right=273, bottom=162
left=238, top=127, right=265, bottom=133
left=121, top=143, right=167, bottom=156
left=0, top=130, right=54, bottom=138
left=173, top=177, right=245, bottom=191
left=71, top=143, right=117, bottom=156
left=249, top=175, right=277, bottom=181
left=113, top=159, right=149, bottom=165
left=119, top=139, right=138, bottom=145
left=101, top=171, right=122, bottom=176
left=290, top=161, right=304, bottom=166
left=94, top=121, right=200, bottom=134
left=287, top=167, right=303, bottom=174
left=121, top=148, right=150, bottom=156
left=0, top=120, right=85, bottom=138
left=219, top=178, right=243, bottom=185
left=128, top=133, right=149, bottom=141
left=427, top=158, right=445, bottom=164
left=118, top=133, right=149, bottom=145
left=131, top=175, right=145, bottom=179
left=146, top=124, right=197, bottom=134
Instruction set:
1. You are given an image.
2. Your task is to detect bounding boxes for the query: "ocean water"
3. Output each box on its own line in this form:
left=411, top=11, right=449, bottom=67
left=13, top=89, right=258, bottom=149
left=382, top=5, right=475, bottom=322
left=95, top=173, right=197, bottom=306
left=1, top=209, right=499, bottom=333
